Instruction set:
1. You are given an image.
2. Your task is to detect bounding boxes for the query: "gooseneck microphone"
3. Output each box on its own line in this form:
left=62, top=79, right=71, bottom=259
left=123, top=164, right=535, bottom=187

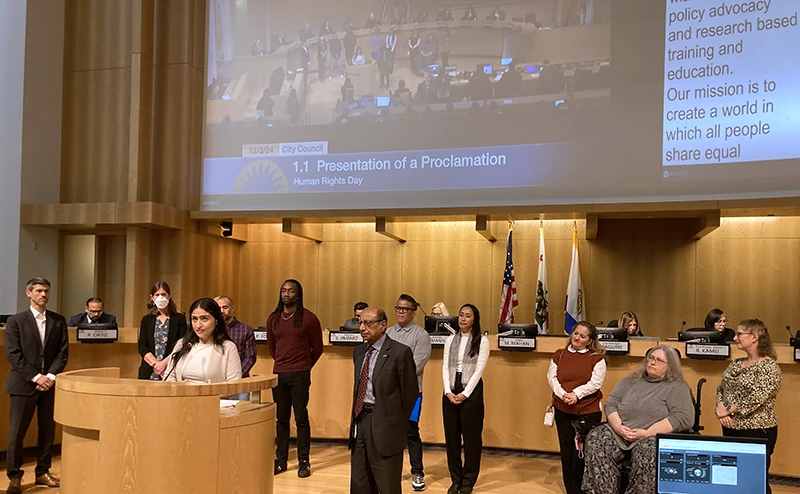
left=597, top=321, right=604, bottom=327
left=680, top=320, right=687, bottom=332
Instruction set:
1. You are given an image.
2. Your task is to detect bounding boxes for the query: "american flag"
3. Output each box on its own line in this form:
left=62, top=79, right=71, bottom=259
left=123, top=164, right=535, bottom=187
left=499, top=230, right=518, bottom=324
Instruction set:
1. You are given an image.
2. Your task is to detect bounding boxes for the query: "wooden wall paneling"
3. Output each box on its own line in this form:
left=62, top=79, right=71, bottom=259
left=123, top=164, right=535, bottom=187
left=61, top=68, right=132, bottom=203
left=63, top=0, right=133, bottom=72
left=397, top=222, right=491, bottom=319
left=145, top=230, right=185, bottom=310
left=180, top=231, right=241, bottom=313
left=695, top=237, right=800, bottom=332
left=151, top=63, right=195, bottom=210
left=238, top=225, right=321, bottom=329
left=590, top=240, right=696, bottom=338
left=96, top=235, right=127, bottom=323
left=124, top=227, right=150, bottom=328
left=318, top=223, right=403, bottom=329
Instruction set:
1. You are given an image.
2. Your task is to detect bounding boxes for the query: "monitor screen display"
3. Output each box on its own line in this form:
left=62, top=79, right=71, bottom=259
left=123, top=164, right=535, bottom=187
left=424, top=316, right=458, bottom=334
left=525, top=65, right=537, bottom=73
left=501, top=57, right=513, bottom=66
left=657, top=434, right=767, bottom=494
left=375, top=96, right=390, bottom=108
left=482, top=64, right=493, bottom=75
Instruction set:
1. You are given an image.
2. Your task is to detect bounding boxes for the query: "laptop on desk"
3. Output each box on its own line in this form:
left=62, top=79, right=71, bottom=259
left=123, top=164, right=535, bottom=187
left=656, top=434, right=767, bottom=494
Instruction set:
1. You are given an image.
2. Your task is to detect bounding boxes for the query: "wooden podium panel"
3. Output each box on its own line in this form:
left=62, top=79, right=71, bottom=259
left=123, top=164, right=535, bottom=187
left=54, top=368, right=277, bottom=494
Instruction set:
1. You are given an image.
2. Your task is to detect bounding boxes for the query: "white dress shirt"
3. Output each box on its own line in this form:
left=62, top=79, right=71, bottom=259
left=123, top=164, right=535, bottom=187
left=30, top=306, right=56, bottom=384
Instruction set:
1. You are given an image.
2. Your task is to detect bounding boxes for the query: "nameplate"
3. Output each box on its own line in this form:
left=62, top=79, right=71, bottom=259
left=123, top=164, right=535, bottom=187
left=430, top=334, right=448, bottom=348
left=685, top=342, right=730, bottom=360
left=498, top=335, right=536, bottom=352
left=503, top=23, right=513, bottom=29
left=392, top=25, right=403, bottom=31
left=77, top=328, right=118, bottom=343
left=460, top=21, right=472, bottom=27
left=483, top=22, right=494, bottom=27
left=794, top=347, right=800, bottom=363
left=599, top=340, right=630, bottom=355
left=254, top=330, right=268, bottom=344
left=437, top=22, right=449, bottom=28
left=329, top=331, right=363, bottom=346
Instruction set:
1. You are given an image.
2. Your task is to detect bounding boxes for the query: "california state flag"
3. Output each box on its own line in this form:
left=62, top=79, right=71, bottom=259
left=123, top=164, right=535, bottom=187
left=535, top=226, right=549, bottom=334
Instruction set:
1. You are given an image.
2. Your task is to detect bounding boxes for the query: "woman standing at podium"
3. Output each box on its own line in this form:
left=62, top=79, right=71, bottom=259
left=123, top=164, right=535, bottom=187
left=137, top=281, right=187, bottom=380
left=442, top=304, right=490, bottom=494
left=715, top=319, right=781, bottom=494
left=165, top=298, right=242, bottom=383
left=547, top=321, right=606, bottom=494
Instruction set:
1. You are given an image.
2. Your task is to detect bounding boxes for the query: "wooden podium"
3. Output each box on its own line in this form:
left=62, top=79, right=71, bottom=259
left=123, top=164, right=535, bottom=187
left=54, top=368, right=277, bottom=494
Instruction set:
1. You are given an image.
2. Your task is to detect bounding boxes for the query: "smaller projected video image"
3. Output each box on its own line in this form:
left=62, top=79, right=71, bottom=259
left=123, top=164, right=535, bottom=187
left=205, top=0, right=612, bottom=129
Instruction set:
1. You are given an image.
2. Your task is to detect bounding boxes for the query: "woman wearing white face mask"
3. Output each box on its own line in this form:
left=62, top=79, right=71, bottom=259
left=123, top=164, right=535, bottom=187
left=137, top=281, right=187, bottom=380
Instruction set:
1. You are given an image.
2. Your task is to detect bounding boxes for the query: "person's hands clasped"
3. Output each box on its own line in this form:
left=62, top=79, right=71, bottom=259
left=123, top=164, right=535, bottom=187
left=445, top=392, right=459, bottom=405
left=714, top=402, right=730, bottom=419
left=35, top=375, right=54, bottom=392
left=454, top=393, right=467, bottom=404
left=153, top=358, right=169, bottom=377
left=719, top=415, right=733, bottom=428
left=562, top=392, right=578, bottom=406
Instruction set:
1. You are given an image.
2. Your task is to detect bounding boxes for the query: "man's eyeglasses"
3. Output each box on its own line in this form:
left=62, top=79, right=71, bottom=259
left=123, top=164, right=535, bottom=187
left=360, top=319, right=386, bottom=328
left=394, top=306, right=415, bottom=313
left=87, top=310, right=103, bottom=314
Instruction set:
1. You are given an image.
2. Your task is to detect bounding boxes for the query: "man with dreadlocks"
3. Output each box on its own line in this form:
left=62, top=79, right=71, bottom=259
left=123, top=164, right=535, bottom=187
left=266, top=279, right=323, bottom=479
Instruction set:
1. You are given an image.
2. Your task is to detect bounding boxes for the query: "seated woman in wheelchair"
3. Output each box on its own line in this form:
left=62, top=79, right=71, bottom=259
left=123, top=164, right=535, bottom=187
left=582, top=345, right=695, bottom=494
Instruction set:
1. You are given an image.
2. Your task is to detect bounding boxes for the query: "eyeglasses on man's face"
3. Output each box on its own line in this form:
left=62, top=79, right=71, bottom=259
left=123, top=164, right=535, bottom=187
left=359, top=319, right=386, bottom=328
left=394, top=306, right=415, bottom=313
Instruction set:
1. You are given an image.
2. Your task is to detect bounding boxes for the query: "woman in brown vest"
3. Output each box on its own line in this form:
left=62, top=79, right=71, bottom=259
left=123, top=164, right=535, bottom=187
left=547, top=321, right=607, bottom=494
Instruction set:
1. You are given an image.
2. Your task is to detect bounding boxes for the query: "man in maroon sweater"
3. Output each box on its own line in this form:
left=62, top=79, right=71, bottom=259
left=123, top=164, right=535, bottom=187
left=266, top=279, right=323, bottom=478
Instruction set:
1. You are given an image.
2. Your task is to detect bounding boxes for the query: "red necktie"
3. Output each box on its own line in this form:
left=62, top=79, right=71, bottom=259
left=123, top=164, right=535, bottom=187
left=353, top=345, right=375, bottom=417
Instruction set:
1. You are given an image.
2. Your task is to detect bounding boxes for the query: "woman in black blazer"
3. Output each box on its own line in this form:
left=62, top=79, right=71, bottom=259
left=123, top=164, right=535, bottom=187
left=137, top=281, right=187, bottom=380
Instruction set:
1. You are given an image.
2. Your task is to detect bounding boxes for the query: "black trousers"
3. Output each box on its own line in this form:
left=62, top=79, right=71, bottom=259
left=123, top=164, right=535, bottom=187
left=554, top=407, right=602, bottom=494
left=7, top=390, right=56, bottom=479
left=406, top=393, right=423, bottom=476
left=442, top=375, right=484, bottom=489
left=274, top=371, right=311, bottom=464
left=351, top=412, right=403, bottom=494
left=722, top=425, right=778, bottom=494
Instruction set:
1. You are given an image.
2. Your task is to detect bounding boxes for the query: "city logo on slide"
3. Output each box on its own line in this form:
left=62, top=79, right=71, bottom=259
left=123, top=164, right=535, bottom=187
left=234, top=160, right=289, bottom=193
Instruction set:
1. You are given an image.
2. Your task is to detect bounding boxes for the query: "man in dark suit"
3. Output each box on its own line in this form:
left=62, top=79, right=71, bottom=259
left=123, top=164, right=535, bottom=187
left=5, top=277, right=69, bottom=493
left=67, top=297, right=117, bottom=326
left=349, top=307, right=418, bottom=494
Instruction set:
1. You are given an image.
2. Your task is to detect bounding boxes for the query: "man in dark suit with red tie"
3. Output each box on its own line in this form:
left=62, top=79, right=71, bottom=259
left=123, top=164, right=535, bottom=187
left=349, top=306, right=418, bottom=494
left=4, top=277, right=69, bottom=493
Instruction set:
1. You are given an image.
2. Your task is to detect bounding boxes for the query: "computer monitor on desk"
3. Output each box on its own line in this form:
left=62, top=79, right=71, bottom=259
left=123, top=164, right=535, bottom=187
left=656, top=433, right=767, bottom=494
left=596, top=327, right=629, bottom=354
left=498, top=323, right=537, bottom=336
left=678, top=329, right=725, bottom=344
left=0, top=314, right=10, bottom=327
left=424, top=316, right=457, bottom=334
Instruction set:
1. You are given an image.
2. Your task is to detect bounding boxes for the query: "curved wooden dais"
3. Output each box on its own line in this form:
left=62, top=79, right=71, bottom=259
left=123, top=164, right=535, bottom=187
left=54, top=368, right=277, bottom=494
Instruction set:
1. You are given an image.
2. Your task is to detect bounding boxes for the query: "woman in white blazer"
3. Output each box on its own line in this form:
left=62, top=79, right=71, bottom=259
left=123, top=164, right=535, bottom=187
left=165, top=297, right=242, bottom=383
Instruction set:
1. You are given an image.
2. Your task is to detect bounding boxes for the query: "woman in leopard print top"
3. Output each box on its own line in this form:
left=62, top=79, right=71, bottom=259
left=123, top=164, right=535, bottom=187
left=715, top=318, right=781, bottom=494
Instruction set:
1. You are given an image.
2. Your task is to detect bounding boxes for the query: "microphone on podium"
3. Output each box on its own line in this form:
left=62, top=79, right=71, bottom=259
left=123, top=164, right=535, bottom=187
left=442, top=322, right=456, bottom=335
left=597, top=321, right=604, bottom=326
left=680, top=320, right=687, bottom=332
left=786, top=325, right=793, bottom=338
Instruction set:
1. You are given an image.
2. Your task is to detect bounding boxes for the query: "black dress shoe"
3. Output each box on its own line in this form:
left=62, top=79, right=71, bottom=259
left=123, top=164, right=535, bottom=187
left=35, top=472, right=60, bottom=487
left=274, top=460, right=288, bottom=475
left=7, top=476, right=22, bottom=494
left=460, top=487, right=473, bottom=494
left=297, top=460, right=311, bottom=478
left=447, top=484, right=460, bottom=494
